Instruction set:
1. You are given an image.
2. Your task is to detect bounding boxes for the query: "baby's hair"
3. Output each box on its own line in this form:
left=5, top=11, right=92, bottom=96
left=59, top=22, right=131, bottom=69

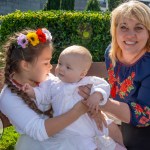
left=61, top=45, right=93, bottom=72
left=3, top=29, right=53, bottom=116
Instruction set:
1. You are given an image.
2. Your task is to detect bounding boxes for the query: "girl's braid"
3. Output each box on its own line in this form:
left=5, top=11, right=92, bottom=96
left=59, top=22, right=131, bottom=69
left=3, top=30, right=53, bottom=117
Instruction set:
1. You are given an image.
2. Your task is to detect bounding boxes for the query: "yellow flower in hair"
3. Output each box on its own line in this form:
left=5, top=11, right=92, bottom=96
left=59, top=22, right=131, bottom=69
left=27, top=32, right=39, bottom=46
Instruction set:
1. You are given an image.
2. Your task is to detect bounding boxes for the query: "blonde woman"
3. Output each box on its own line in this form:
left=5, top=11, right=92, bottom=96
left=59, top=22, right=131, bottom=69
left=80, top=1, right=150, bottom=149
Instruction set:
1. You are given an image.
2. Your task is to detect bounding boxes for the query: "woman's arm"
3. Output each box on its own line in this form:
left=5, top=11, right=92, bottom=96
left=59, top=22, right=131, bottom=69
left=101, top=99, right=130, bottom=124
left=103, top=74, right=150, bottom=127
left=79, top=82, right=150, bottom=127
left=78, top=84, right=130, bottom=123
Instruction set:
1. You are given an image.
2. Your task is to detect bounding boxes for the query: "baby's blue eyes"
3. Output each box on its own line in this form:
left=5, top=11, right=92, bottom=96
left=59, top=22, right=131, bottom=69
left=57, top=62, right=72, bottom=70
left=66, top=66, right=71, bottom=69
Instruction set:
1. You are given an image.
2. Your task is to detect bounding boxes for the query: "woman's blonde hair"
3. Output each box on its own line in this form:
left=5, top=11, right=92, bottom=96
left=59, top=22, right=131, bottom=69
left=109, top=0, right=150, bottom=66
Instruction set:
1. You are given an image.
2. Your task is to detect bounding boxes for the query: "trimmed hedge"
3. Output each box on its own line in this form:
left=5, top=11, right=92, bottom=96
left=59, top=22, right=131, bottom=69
left=0, top=10, right=111, bottom=64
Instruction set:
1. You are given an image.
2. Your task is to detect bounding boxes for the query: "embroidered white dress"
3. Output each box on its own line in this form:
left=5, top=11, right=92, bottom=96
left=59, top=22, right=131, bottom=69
left=34, top=75, right=117, bottom=150
left=0, top=75, right=126, bottom=150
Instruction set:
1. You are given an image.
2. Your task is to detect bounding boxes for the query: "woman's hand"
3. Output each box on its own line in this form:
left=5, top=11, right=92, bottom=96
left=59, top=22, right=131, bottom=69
left=78, top=84, right=107, bottom=130
left=78, top=84, right=92, bottom=99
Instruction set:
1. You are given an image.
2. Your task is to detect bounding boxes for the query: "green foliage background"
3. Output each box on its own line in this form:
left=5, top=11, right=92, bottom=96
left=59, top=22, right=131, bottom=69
left=108, top=0, right=124, bottom=11
left=0, top=10, right=111, bottom=65
left=0, top=10, right=111, bottom=149
left=43, top=0, right=61, bottom=10
left=61, top=0, right=75, bottom=10
left=85, top=0, right=101, bottom=11
left=43, top=0, right=75, bottom=11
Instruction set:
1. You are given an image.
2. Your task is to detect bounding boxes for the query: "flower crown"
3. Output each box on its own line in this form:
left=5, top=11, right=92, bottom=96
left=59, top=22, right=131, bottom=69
left=17, top=28, right=52, bottom=48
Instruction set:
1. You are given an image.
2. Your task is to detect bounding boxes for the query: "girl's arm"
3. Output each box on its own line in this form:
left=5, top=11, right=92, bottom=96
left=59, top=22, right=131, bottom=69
left=45, top=101, right=87, bottom=136
left=0, top=88, right=87, bottom=141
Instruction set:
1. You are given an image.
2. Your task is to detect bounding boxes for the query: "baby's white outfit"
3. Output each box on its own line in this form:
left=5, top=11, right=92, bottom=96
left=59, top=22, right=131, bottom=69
left=34, top=75, right=116, bottom=150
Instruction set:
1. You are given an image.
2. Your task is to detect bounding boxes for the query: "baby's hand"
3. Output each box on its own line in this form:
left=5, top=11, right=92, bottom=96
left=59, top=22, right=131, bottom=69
left=88, top=110, right=107, bottom=131
left=86, top=92, right=103, bottom=114
left=22, top=83, right=35, bottom=99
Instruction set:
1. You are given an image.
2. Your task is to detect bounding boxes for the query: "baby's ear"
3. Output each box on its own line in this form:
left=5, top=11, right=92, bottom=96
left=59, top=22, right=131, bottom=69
left=80, top=69, right=88, bottom=78
left=20, top=60, right=31, bottom=72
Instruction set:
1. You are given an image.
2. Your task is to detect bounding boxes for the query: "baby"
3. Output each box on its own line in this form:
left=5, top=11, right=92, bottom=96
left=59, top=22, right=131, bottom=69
left=23, top=45, right=126, bottom=150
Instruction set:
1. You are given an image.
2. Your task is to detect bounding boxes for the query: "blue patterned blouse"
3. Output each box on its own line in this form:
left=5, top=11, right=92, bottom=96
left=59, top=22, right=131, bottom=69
left=105, top=46, right=150, bottom=127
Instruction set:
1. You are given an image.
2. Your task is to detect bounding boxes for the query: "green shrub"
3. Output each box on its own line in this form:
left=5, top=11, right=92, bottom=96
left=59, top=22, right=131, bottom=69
left=85, top=0, right=101, bottom=11
left=61, top=0, right=75, bottom=10
left=0, top=126, right=19, bottom=150
left=108, top=0, right=124, bottom=11
left=0, top=15, right=4, bottom=41
left=43, top=0, right=61, bottom=10
left=0, top=10, right=111, bottom=65
left=43, top=0, right=75, bottom=11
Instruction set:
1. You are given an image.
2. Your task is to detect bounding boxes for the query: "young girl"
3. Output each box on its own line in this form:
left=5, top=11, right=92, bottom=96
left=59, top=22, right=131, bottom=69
left=23, top=45, right=126, bottom=150
left=0, top=28, right=89, bottom=150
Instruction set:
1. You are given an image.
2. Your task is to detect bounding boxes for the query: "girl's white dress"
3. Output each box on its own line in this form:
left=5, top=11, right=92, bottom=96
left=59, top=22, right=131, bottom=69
left=33, top=75, right=117, bottom=150
left=0, top=74, right=126, bottom=150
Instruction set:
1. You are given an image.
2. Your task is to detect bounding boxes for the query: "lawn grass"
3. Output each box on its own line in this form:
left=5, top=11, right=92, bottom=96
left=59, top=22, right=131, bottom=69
left=0, top=126, right=19, bottom=150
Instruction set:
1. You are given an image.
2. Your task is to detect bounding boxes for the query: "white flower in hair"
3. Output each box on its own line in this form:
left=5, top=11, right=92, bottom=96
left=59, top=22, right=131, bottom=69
left=42, top=28, right=52, bottom=42
left=17, top=33, right=28, bottom=48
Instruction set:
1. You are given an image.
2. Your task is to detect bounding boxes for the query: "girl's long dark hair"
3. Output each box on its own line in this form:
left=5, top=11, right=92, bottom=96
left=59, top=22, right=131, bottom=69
left=3, top=29, right=53, bottom=117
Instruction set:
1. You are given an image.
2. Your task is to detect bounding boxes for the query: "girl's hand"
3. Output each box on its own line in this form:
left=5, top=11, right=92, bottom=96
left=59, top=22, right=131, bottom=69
left=78, top=84, right=92, bottom=99
left=22, top=83, right=35, bottom=98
